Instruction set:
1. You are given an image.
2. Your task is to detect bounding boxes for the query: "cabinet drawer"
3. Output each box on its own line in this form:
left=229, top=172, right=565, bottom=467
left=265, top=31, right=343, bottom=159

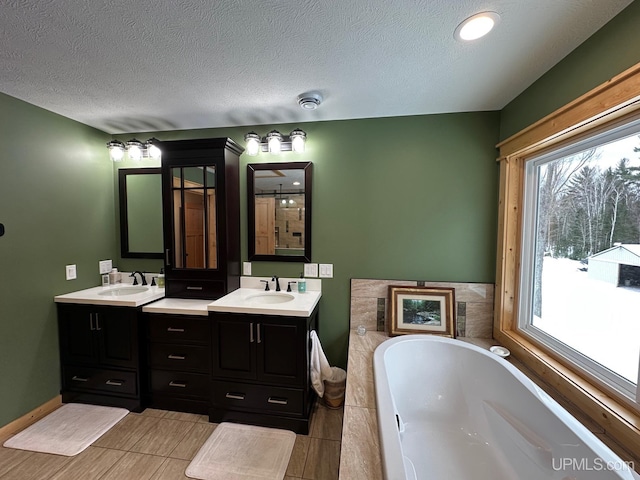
left=148, top=316, right=211, bottom=344
left=150, top=370, right=209, bottom=398
left=166, top=279, right=226, bottom=300
left=149, top=343, right=210, bottom=373
left=64, top=366, right=137, bottom=396
left=212, top=380, right=304, bottom=416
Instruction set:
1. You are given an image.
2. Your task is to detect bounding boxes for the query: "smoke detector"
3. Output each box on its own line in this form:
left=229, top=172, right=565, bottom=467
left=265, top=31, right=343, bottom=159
left=297, top=93, right=323, bottom=110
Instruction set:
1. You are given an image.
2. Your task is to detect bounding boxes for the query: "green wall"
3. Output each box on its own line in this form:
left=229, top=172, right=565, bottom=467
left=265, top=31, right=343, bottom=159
left=500, top=1, right=640, bottom=140
left=3, top=0, right=639, bottom=430
left=115, top=113, right=501, bottom=367
left=0, top=92, right=115, bottom=427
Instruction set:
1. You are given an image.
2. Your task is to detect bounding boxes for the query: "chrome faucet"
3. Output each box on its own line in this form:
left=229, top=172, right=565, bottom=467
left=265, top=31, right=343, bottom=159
left=272, top=275, right=281, bottom=292
left=130, top=271, right=147, bottom=286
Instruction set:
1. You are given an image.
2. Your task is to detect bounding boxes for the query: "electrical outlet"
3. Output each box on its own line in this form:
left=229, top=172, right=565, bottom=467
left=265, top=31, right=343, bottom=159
left=304, top=263, right=318, bottom=278
left=65, top=264, right=77, bottom=280
left=99, top=259, right=112, bottom=274
left=243, top=262, right=252, bottom=276
left=319, top=263, right=334, bottom=278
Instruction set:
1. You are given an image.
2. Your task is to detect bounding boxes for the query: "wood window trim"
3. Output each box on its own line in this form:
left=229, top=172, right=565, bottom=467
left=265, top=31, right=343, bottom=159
left=495, top=61, right=640, bottom=456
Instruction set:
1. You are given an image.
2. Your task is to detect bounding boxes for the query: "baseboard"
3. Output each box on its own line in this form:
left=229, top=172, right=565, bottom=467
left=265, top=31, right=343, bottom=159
left=0, top=395, right=62, bottom=438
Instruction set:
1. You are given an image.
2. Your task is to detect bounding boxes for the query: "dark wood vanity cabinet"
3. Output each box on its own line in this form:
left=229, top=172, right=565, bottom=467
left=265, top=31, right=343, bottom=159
left=57, top=303, right=143, bottom=411
left=145, top=313, right=211, bottom=414
left=159, top=138, right=243, bottom=300
left=209, top=308, right=318, bottom=434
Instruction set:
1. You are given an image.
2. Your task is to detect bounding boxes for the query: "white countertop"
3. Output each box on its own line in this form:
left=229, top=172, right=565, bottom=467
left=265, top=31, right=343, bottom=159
left=142, top=298, right=211, bottom=316
left=208, top=288, right=322, bottom=317
left=54, top=284, right=165, bottom=307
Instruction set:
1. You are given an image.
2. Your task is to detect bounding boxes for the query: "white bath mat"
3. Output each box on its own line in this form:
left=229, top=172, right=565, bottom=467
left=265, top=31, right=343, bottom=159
left=3, top=403, right=128, bottom=456
left=186, top=422, right=296, bottom=480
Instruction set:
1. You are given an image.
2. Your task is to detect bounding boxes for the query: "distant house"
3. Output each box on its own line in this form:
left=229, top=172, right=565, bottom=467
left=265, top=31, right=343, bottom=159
left=588, top=244, right=640, bottom=286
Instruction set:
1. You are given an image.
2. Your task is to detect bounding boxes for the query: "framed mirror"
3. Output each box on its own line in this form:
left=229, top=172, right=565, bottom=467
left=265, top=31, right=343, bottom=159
left=118, top=168, right=164, bottom=258
left=248, top=162, right=312, bottom=262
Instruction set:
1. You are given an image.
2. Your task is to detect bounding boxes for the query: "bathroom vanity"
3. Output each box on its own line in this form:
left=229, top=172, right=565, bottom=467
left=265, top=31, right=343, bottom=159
left=55, top=285, right=165, bottom=412
left=207, top=285, right=321, bottom=434
left=142, top=298, right=213, bottom=415
left=55, top=278, right=322, bottom=434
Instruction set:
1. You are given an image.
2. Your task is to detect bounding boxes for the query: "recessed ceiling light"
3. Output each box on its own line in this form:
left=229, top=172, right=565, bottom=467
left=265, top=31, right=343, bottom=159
left=454, top=12, right=500, bottom=41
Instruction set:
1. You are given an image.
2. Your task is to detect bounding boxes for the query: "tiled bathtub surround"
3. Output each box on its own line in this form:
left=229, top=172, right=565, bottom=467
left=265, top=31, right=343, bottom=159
left=349, top=278, right=494, bottom=338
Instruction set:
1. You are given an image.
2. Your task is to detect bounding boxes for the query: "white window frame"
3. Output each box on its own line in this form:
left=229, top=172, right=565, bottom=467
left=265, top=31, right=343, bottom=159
left=518, top=115, right=640, bottom=406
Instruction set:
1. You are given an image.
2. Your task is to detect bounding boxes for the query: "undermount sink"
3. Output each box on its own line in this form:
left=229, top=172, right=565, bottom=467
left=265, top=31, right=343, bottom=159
left=98, top=286, right=150, bottom=296
left=246, top=292, right=295, bottom=304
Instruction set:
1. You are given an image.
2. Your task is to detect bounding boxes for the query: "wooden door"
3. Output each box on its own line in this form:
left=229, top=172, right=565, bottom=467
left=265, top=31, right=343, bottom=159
left=212, top=315, right=256, bottom=381
left=255, top=197, right=275, bottom=254
left=58, top=305, right=98, bottom=365
left=185, top=192, right=205, bottom=268
left=97, top=307, right=137, bottom=369
left=256, top=320, right=304, bottom=387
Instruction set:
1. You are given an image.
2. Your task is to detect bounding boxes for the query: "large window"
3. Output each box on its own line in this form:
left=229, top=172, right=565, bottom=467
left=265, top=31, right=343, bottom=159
left=519, top=120, right=640, bottom=405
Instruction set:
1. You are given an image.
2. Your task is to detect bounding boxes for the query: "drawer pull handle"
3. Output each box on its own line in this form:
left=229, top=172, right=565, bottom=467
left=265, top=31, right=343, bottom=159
left=168, top=354, right=186, bottom=360
left=72, top=376, right=89, bottom=382
left=169, top=381, right=187, bottom=388
left=106, top=380, right=123, bottom=386
left=267, top=397, right=288, bottom=405
left=257, top=323, right=262, bottom=344
left=167, top=327, right=185, bottom=332
left=249, top=323, right=254, bottom=343
left=186, top=286, right=203, bottom=291
left=225, top=393, right=245, bottom=400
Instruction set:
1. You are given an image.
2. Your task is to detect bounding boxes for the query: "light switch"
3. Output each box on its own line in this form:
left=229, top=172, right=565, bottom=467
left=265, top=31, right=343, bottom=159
left=243, top=262, right=252, bottom=276
left=65, top=264, right=77, bottom=280
left=99, top=259, right=112, bottom=274
left=319, top=263, right=333, bottom=278
left=304, top=263, right=318, bottom=278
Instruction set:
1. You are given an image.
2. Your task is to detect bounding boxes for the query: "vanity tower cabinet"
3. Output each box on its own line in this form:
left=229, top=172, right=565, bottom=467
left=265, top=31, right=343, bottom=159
left=159, top=138, right=243, bottom=300
left=57, top=303, right=144, bottom=411
left=209, top=307, right=318, bottom=434
left=144, top=312, right=212, bottom=414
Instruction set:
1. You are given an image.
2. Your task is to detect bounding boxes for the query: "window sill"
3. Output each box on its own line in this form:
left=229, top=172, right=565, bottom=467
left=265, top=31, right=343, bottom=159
left=494, top=328, right=640, bottom=460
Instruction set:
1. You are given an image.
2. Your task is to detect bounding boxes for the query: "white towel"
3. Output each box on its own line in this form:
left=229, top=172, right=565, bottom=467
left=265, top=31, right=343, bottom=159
left=310, top=330, right=332, bottom=397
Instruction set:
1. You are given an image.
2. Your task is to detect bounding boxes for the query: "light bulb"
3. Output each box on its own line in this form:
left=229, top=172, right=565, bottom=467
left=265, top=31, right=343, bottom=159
left=107, top=140, right=125, bottom=162
left=128, top=145, right=142, bottom=161
left=147, top=144, right=161, bottom=160
left=455, top=12, right=500, bottom=41
left=109, top=146, right=124, bottom=162
left=126, top=139, right=144, bottom=161
left=267, top=131, right=283, bottom=155
left=244, top=132, right=261, bottom=156
left=290, top=129, right=307, bottom=153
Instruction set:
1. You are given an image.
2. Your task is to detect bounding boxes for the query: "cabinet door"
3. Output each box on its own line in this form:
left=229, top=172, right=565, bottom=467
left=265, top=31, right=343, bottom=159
left=212, top=317, right=256, bottom=380
left=96, top=307, right=138, bottom=368
left=58, top=304, right=99, bottom=364
left=256, top=321, right=305, bottom=387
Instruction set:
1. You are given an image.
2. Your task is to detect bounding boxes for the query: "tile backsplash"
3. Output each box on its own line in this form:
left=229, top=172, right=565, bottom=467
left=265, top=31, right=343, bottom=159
left=349, top=278, right=494, bottom=338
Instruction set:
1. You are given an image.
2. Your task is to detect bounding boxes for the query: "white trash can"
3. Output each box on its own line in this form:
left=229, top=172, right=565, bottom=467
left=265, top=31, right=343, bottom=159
left=322, top=367, right=347, bottom=409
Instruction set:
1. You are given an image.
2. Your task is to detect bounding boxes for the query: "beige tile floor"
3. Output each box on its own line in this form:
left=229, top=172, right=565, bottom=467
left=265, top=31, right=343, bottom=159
left=0, top=402, right=343, bottom=480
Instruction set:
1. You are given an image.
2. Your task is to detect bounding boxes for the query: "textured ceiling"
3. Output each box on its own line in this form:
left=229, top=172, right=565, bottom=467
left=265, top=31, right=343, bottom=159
left=0, top=0, right=633, bottom=134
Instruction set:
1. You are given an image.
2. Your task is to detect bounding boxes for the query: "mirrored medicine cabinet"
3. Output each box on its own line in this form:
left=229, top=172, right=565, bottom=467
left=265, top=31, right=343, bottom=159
left=247, top=162, right=312, bottom=262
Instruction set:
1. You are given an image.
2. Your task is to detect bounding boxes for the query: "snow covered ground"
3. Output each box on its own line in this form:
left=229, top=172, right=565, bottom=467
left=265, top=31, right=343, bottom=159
left=533, top=257, right=640, bottom=383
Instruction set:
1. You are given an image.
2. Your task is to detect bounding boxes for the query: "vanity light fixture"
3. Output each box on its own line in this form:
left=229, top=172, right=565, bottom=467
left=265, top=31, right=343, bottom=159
left=454, top=11, right=500, bottom=41
left=107, top=138, right=162, bottom=162
left=243, top=128, right=307, bottom=156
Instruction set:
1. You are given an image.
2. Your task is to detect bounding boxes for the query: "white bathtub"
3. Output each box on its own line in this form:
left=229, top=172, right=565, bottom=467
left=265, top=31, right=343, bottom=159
left=374, top=335, right=639, bottom=480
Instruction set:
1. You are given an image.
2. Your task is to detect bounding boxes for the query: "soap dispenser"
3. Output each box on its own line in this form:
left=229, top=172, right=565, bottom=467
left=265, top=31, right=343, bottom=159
left=109, top=268, right=121, bottom=284
left=297, top=273, right=306, bottom=293
left=157, top=268, right=165, bottom=288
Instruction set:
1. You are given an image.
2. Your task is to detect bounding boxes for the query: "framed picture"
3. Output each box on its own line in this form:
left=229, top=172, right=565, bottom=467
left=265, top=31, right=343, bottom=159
left=388, top=286, right=455, bottom=337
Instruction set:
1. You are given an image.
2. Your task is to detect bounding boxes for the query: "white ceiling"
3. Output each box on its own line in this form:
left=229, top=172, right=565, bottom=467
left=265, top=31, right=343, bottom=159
left=0, top=0, right=633, bottom=134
